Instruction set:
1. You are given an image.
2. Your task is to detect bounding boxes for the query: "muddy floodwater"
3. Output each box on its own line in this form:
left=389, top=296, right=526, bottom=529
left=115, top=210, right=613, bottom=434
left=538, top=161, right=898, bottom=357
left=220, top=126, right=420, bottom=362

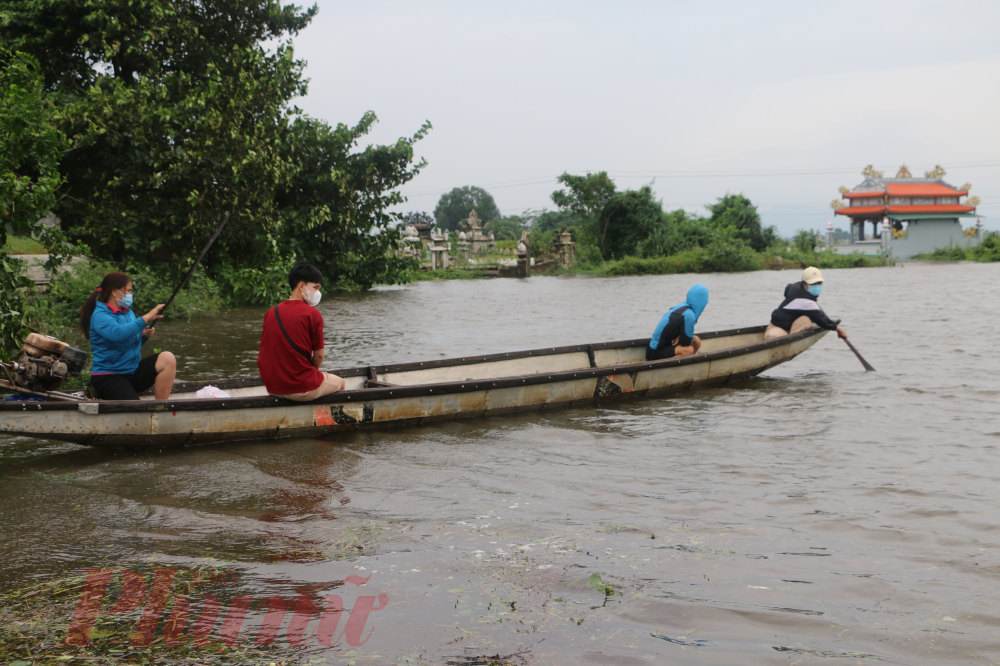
left=2, top=262, right=999, bottom=664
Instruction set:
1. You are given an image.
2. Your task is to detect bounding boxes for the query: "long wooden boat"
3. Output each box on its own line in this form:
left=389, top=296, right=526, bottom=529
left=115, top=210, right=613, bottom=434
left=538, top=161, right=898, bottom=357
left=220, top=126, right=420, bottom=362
left=0, top=325, right=829, bottom=448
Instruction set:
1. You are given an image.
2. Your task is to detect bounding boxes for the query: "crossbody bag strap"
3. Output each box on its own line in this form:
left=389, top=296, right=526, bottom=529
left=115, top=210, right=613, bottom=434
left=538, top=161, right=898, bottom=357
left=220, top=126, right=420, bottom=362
left=272, top=304, right=311, bottom=361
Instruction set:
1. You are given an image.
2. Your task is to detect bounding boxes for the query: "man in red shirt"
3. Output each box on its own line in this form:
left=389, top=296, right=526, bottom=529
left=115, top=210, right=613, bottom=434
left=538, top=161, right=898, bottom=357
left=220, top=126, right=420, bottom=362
left=257, top=261, right=345, bottom=400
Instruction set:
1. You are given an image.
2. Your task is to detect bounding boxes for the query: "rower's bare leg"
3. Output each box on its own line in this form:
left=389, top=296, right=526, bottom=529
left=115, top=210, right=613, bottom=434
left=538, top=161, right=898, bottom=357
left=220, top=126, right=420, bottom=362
left=674, top=336, right=701, bottom=357
left=764, top=324, right=787, bottom=340
left=154, top=351, right=176, bottom=400
left=789, top=316, right=814, bottom=334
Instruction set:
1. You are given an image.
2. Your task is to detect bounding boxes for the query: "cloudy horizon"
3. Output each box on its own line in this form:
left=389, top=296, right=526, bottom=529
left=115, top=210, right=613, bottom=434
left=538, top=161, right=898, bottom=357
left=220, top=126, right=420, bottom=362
left=287, top=0, right=999, bottom=236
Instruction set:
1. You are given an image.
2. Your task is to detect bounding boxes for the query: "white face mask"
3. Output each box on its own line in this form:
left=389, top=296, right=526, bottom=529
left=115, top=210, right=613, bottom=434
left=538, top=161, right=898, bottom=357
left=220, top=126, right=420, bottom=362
left=303, top=286, right=322, bottom=307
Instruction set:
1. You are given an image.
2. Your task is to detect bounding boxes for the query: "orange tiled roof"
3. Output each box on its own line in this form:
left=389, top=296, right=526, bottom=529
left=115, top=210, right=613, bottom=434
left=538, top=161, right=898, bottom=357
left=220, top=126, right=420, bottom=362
left=835, top=204, right=975, bottom=216
left=843, top=182, right=968, bottom=198
left=885, top=183, right=967, bottom=197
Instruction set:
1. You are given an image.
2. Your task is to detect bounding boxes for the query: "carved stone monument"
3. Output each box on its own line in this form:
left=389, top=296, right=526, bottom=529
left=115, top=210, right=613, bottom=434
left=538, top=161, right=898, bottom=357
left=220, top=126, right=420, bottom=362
left=400, top=225, right=423, bottom=262
left=460, top=210, right=496, bottom=255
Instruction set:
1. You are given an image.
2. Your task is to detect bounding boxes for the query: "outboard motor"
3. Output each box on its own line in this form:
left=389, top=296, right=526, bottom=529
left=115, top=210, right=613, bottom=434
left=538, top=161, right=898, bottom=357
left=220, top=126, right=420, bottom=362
left=6, top=333, right=87, bottom=392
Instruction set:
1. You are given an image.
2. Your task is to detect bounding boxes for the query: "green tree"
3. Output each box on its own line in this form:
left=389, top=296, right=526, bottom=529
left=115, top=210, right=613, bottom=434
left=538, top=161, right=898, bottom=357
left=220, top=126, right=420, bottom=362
left=533, top=209, right=584, bottom=234
left=637, top=209, right=714, bottom=258
left=487, top=216, right=527, bottom=241
left=792, top=229, right=817, bottom=253
left=275, top=114, right=429, bottom=290
left=600, top=186, right=663, bottom=260
left=0, top=51, right=66, bottom=361
left=1, top=0, right=426, bottom=289
left=706, top=193, right=777, bottom=252
left=433, top=186, right=501, bottom=232
left=551, top=172, right=617, bottom=259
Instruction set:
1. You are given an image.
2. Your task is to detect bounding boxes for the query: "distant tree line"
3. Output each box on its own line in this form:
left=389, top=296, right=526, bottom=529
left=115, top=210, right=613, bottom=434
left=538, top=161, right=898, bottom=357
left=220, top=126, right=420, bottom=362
left=424, top=173, right=786, bottom=271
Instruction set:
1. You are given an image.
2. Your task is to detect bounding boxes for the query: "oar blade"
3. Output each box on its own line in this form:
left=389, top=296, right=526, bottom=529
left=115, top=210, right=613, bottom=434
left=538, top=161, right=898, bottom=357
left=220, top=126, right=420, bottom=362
left=842, top=337, right=875, bottom=372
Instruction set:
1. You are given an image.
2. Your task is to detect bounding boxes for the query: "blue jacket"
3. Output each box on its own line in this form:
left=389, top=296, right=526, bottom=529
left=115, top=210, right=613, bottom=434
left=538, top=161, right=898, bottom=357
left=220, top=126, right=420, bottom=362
left=650, top=284, right=709, bottom=349
left=90, top=302, right=148, bottom=375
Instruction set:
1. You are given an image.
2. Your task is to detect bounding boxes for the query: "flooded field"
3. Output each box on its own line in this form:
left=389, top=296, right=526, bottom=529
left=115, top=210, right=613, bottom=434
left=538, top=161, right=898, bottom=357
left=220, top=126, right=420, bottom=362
left=2, top=262, right=999, bottom=664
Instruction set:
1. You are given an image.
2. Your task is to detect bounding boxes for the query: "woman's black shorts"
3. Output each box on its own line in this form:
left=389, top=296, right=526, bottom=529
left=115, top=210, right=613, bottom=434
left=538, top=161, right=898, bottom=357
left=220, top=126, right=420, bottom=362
left=90, top=353, right=161, bottom=401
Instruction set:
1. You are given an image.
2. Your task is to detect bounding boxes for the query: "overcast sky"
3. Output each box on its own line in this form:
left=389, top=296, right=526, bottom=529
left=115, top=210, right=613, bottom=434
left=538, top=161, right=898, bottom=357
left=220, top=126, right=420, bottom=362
left=288, top=0, right=1000, bottom=236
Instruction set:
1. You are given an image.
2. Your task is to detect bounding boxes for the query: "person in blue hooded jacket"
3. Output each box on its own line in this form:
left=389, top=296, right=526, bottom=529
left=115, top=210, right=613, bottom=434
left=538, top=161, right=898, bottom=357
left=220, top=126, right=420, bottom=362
left=78, top=271, right=177, bottom=401
left=646, top=284, right=709, bottom=361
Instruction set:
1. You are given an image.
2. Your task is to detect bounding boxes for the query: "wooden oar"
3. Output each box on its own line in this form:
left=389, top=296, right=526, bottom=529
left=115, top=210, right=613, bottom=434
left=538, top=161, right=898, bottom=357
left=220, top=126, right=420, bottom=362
left=160, top=212, right=230, bottom=314
left=841, top=335, right=875, bottom=372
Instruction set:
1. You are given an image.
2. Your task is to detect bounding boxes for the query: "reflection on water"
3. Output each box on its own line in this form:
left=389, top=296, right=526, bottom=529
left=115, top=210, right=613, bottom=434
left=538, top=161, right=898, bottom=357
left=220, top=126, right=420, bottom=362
left=2, top=263, right=1000, bottom=664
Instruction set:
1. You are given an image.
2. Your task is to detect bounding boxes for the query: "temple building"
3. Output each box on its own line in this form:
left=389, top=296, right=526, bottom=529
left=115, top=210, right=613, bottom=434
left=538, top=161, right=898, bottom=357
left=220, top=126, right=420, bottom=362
left=832, top=174, right=981, bottom=259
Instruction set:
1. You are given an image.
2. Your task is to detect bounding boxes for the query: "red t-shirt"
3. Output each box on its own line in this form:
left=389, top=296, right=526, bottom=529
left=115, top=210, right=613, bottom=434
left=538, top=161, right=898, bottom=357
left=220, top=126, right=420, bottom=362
left=257, top=300, right=325, bottom=394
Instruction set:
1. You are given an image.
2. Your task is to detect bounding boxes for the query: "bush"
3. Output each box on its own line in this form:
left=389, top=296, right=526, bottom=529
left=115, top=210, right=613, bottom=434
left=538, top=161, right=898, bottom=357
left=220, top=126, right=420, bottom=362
left=601, top=252, right=705, bottom=276
left=699, top=239, right=760, bottom=272
left=636, top=213, right=714, bottom=258
left=408, top=267, right=488, bottom=281
left=970, top=233, right=1000, bottom=262
left=793, top=229, right=818, bottom=253
left=911, top=246, right=969, bottom=261
left=213, top=256, right=298, bottom=306
left=811, top=251, right=888, bottom=268
left=528, top=228, right=556, bottom=258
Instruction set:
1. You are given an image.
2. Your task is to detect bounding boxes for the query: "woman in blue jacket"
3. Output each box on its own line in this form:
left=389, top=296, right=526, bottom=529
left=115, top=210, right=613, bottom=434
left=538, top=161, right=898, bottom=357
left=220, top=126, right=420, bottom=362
left=78, top=271, right=177, bottom=401
left=646, top=284, right=709, bottom=361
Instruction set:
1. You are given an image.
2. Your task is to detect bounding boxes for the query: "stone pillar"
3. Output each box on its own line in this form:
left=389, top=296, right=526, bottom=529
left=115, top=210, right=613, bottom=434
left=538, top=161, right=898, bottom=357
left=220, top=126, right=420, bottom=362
left=556, top=230, right=576, bottom=268
left=881, top=217, right=892, bottom=255
left=429, top=230, right=449, bottom=269
left=516, top=238, right=530, bottom=278
left=825, top=221, right=834, bottom=249
left=976, top=217, right=984, bottom=241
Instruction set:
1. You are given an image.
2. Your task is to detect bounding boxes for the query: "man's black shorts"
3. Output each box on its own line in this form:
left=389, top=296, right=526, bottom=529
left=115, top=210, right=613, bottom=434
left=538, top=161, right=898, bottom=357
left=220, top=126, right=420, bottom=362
left=645, top=344, right=676, bottom=361
left=90, top=353, right=161, bottom=401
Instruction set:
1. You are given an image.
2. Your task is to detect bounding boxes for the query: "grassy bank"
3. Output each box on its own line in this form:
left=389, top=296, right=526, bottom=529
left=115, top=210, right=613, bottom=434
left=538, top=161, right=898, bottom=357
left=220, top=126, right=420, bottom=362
left=2, top=235, right=47, bottom=254
left=593, top=248, right=889, bottom=277
left=406, top=267, right=489, bottom=281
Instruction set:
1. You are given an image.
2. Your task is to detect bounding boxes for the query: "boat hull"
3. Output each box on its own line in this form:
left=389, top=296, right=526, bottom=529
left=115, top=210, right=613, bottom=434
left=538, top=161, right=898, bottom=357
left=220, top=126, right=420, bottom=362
left=0, top=325, right=828, bottom=447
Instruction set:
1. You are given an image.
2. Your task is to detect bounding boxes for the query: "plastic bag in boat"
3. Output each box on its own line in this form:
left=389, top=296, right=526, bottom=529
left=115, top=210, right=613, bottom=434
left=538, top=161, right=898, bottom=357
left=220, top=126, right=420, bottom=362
left=194, top=386, right=232, bottom=399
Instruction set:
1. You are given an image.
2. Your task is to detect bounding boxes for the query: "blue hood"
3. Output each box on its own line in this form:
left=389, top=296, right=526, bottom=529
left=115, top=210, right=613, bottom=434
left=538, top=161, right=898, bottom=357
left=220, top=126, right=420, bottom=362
left=685, top=284, right=709, bottom=321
